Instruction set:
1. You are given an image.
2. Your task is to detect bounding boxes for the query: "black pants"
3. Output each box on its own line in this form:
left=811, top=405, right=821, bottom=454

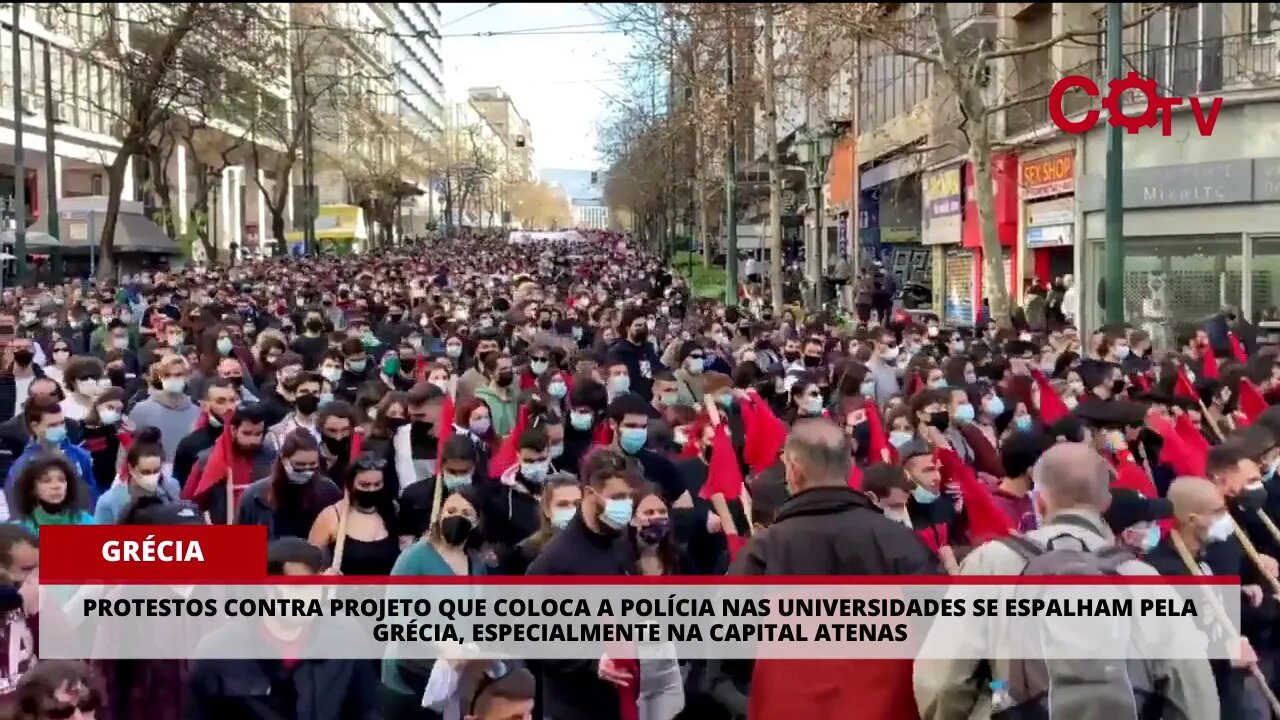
left=380, top=685, right=443, bottom=720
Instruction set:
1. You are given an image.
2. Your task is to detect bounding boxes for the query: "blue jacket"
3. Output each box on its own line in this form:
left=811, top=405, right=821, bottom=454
left=5, top=439, right=97, bottom=501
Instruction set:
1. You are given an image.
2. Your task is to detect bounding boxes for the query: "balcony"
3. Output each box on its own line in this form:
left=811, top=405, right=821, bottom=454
left=1003, top=32, right=1279, bottom=138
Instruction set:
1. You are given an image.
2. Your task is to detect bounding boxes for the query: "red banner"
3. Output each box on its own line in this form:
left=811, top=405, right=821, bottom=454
left=41, top=525, right=268, bottom=584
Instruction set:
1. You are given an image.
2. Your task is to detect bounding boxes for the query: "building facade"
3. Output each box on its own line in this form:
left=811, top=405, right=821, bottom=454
left=542, top=168, right=608, bottom=230
left=468, top=86, right=534, bottom=184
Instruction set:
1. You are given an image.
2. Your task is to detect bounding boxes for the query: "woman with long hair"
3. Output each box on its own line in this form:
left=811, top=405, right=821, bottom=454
left=81, top=387, right=128, bottom=495
left=12, top=454, right=94, bottom=533
left=452, top=397, right=495, bottom=475
left=309, top=453, right=399, bottom=576
left=236, top=429, right=342, bottom=540
left=500, top=473, right=581, bottom=575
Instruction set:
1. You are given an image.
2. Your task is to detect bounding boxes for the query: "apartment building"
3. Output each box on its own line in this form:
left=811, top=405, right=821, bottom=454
left=468, top=86, right=535, bottom=184
left=751, top=2, right=1280, bottom=337
left=445, top=100, right=507, bottom=228
left=542, top=168, right=608, bottom=230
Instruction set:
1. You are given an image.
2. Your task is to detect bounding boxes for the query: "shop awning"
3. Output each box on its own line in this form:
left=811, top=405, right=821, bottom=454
left=285, top=205, right=366, bottom=243
left=22, top=211, right=179, bottom=254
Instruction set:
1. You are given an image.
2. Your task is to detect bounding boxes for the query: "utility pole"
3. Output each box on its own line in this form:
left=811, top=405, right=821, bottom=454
left=43, top=43, right=61, bottom=282
left=665, top=10, right=676, bottom=263
left=761, top=2, right=783, bottom=313
left=1104, top=1, right=1124, bottom=325
left=724, top=5, right=738, bottom=307
left=12, top=3, right=28, bottom=284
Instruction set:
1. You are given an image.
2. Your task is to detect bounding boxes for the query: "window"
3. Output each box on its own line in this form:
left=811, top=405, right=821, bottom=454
left=1251, top=2, right=1280, bottom=38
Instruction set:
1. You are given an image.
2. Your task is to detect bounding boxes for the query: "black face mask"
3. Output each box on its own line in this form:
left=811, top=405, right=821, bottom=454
left=630, top=328, right=649, bottom=344
left=305, top=320, right=324, bottom=333
left=295, top=394, right=320, bottom=415
left=323, top=435, right=351, bottom=457
left=539, top=320, right=553, bottom=330
left=637, top=519, right=670, bottom=545
left=803, top=355, right=823, bottom=368
left=12, top=349, right=32, bottom=367
left=1235, top=482, right=1267, bottom=514
left=108, top=368, right=128, bottom=387
left=352, top=488, right=384, bottom=510
left=37, top=499, right=67, bottom=515
left=495, top=371, right=514, bottom=388
left=385, top=416, right=410, bottom=432
left=928, top=411, right=950, bottom=432
left=227, top=377, right=244, bottom=390
left=1111, top=379, right=1127, bottom=395
left=439, top=515, right=475, bottom=547
left=784, top=351, right=800, bottom=362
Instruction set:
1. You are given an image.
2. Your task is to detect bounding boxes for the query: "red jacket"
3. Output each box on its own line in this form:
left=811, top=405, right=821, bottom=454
left=750, top=658, right=919, bottom=720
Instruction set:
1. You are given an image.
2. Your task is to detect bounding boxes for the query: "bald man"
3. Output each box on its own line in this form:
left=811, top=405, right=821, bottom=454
left=1145, top=477, right=1259, bottom=718
left=729, top=418, right=937, bottom=720
left=915, top=444, right=1218, bottom=720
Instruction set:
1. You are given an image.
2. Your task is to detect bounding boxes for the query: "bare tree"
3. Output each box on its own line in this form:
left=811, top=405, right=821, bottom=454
left=50, top=2, right=286, bottom=278
left=759, top=3, right=784, bottom=312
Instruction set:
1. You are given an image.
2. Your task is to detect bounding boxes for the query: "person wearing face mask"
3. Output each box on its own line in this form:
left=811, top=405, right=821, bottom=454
left=57, top=356, right=108, bottom=422
left=861, top=463, right=915, bottom=527
left=332, top=338, right=372, bottom=403
left=484, top=426, right=557, bottom=554
left=11, top=454, right=95, bottom=533
left=527, top=459, right=639, bottom=720
left=397, top=435, right=478, bottom=546
left=917, top=445, right=1216, bottom=720
left=183, top=404, right=279, bottom=525
left=130, top=356, right=204, bottom=465
left=1144, top=476, right=1262, bottom=720
left=80, top=387, right=128, bottom=495
left=608, top=394, right=688, bottom=508
left=265, top=372, right=324, bottom=451
left=865, top=328, right=902, bottom=407
left=608, top=308, right=665, bottom=402
left=730, top=419, right=937, bottom=720
left=499, top=473, right=581, bottom=575
left=93, top=428, right=182, bottom=524
left=4, top=337, right=47, bottom=419
left=308, top=453, right=399, bottom=575
left=4, top=397, right=95, bottom=512
left=1103, top=487, right=1173, bottom=556
left=560, top=379, right=608, bottom=478
left=989, top=430, right=1050, bottom=532
left=289, top=311, right=331, bottom=368
left=473, top=352, right=518, bottom=440
left=236, top=429, right=342, bottom=540
left=896, top=437, right=961, bottom=556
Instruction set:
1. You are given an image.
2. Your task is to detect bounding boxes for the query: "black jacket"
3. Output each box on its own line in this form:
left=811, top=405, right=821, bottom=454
left=173, top=424, right=221, bottom=490
left=526, top=513, right=632, bottom=720
left=0, top=412, right=83, bottom=486
left=731, top=486, right=940, bottom=576
left=608, top=338, right=663, bottom=402
left=186, top=629, right=378, bottom=720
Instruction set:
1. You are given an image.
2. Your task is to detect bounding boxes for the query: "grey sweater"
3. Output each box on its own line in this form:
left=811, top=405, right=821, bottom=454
left=128, top=394, right=202, bottom=461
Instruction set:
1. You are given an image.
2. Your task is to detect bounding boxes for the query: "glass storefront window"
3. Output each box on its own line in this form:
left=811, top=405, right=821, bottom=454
left=1089, top=235, right=1242, bottom=348
left=1250, top=237, right=1280, bottom=327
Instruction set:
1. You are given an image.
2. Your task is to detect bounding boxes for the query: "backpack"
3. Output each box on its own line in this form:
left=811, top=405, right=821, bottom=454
left=992, top=517, right=1162, bottom=720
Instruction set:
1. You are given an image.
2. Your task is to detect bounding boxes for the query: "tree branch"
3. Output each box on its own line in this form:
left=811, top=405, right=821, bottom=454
left=979, top=3, right=1166, bottom=62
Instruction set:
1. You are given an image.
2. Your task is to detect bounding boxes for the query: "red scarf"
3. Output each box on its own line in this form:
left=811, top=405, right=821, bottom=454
left=181, top=423, right=255, bottom=513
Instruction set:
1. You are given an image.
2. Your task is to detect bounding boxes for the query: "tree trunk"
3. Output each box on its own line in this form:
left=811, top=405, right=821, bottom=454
left=760, top=3, right=783, bottom=312
left=98, top=154, right=131, bottom=281
left=270, top=211, right=286, bottom=257
left=969, top=117, right=1010, bottom=325
left=148, top=145, right=177, bottom=239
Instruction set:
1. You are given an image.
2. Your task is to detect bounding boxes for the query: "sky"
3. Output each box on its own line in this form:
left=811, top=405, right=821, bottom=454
left=440, top=3, right=627, bottom=173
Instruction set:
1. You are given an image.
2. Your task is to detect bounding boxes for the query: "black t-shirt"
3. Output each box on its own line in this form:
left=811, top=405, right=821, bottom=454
left=289, top=335, right=329, bottom=370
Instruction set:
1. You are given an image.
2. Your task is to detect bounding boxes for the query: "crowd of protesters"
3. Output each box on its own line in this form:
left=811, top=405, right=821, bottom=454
left=0, top=226, right=1275, bottom=720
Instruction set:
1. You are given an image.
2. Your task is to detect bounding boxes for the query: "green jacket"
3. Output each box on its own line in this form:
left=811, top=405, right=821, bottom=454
left=474, top=384, right=519, bottom=439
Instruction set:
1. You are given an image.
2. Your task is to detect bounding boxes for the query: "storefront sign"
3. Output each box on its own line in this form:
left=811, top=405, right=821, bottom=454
left=880, top=226, right=919, bottom=244
left=1025, top=224, right=1073, bottom=248
left=1252, top=159, right=1280, bottom=202
left=923, top=168, right=963, bottom=219
left=1079, top=160, right=1252, bottom=210
left=1026, top=196, right=1075, bottom=227
left=1021, top=152, right=1075, bottom=199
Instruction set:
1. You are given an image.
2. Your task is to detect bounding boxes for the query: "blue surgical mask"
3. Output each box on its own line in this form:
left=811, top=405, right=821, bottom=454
left=521, top=460, right=549, bottom=482
left=912, top=485, right=938, bottom=504
left=1141, top=525, right=1161, bottom=552
left=530, top=360, right=549, bottom=375
left=548, top=381, right=568, bottom=399
left=549, top=443, right=565, bottom=460
left=717, top=393, right=734, bottom=409
left=983, top=396, right=1006, bottom=417
left=1013, top=415, right=1033, bottom=432
left=319, top=392, right=334, bottom=406
left=216, top=337, right=234, bottom=356
left=469, top=418, right=491, bottom=436
left=1114, top=345, right=1131, bottom=360
left=953, top=403, right=975, bottom=423
left=660, top=392, right=679, bottom=407
left=570, top=411, right=593, bottom=431
left=1266, top=457, right=1280, bottom=481
left=601, top=497, right=634, bottom=529
left=860, top=380, right=876, bottom=397
left=346, top=360, right=367, bottom=373
left=443, top=473, right=472, bottom=491
left=608, top=375, right=631, bottom=394
left=551, top=507, right=576, bottom=529
left=687, top=358, right=704, bottom=374
left=619, top=426, right=648, bottom=454
left=889, top=430, right=914, bottom=448
left=43, top=424, right=67, bottom=444
left=801, top=396, right=823, bottom=416
left=929, top=379, right=947, bottom=389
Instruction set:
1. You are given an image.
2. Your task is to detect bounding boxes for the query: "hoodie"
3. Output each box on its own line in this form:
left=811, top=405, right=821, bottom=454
left=128, top=394, right=201, bottom=462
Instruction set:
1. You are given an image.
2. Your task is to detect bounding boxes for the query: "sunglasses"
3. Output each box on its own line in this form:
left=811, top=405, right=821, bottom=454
left=353, top=456, right=387, bottom=471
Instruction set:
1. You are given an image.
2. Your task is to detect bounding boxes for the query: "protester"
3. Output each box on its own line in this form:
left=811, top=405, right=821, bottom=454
left=237, top=429, right=341, bottom=539
left=93, top=427, right=181, bottom=523
left=10, top=454, right=94, bottom=533
left=308, top=454, right=399, bottom=575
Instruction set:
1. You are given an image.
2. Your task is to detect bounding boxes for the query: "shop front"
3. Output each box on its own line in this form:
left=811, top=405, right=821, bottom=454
left=860, top=156, right=924, bottom=281
left=1019, top=150, right=1076, bottom=292
left=961, top=155, right=1020, bottom=322
left=922, top=165, right=967, bottom=324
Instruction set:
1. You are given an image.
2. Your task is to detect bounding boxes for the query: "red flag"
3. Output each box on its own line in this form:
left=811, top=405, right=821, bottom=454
left=1173, top=366, right=1198, bottom=401
left=1030, top=369, right=1070, bottom=425
left=1240, top=378, right=1268, bottom=422
left=181, top=422, right=254, bottom=511
left=487, top=405, right=530, bottom=478
left=743, top=398, right=788, bottom=475
left=864, top=402, right=894, bottom=465
left=436, top=394, right=455, bottom=463
left=934, top=446, right=1013, bottom=543
left=1108, top=449, right=1158, bottom=499
left=592, top=422, right=613, bottom=448
left=1230, top=332, right=1248, bottom=363
left=700, top=424, right=745, bottom=503
left=847, top=464, right=863, bottom=490
left=349, top=428, right=364, bottom=462
left=615, top=657, right=640, bottom=720
left=1129, top=373, right=1151, bottom=393
left=414, top=356, right=427, bottom=382
left=116, top=428, right=135, bottom=484
left=1147, top=413, right=1205, bottom=477
left=1200, top=343, right=1220, bottom=380
left=1174, top=413, right=1210, bottom=459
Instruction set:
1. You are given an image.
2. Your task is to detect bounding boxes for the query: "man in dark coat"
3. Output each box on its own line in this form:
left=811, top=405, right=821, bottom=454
left=731, top=418, right=938, bottom=720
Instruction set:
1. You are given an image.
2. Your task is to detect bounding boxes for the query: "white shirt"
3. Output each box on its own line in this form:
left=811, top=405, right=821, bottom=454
left=13, top=376, right=32, bottom=417
left=59, top=396, right=91, bottom=421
